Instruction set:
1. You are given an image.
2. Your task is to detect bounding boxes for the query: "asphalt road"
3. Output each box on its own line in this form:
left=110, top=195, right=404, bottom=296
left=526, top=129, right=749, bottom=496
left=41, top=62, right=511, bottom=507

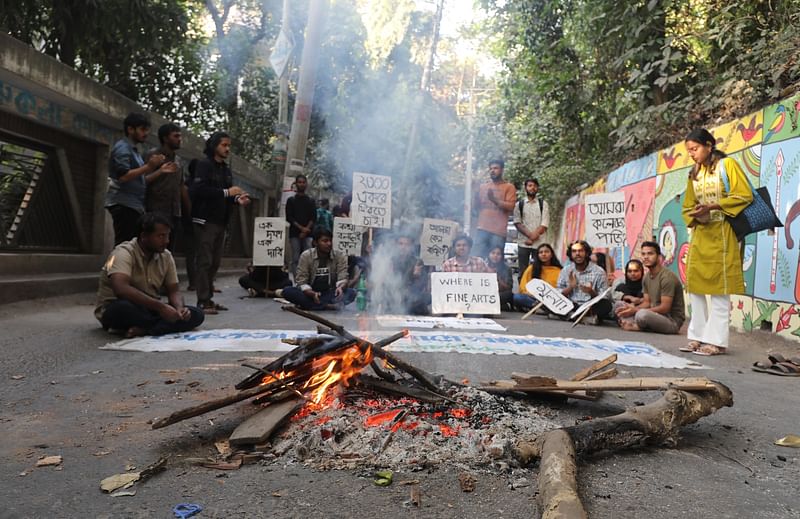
left=1, top=275, right=799, bottom=518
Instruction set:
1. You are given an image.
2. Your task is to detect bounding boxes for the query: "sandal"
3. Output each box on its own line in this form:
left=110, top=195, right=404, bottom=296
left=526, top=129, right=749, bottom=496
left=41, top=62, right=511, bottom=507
left=693, top=343, right=726, bottom=356
left=200, top=303, right=219, bottom=315
left=213, top=302, right=229, bottom=311
left=680, top=340, right=702, bottom=352
left=753, top=360, right=800, bottom=376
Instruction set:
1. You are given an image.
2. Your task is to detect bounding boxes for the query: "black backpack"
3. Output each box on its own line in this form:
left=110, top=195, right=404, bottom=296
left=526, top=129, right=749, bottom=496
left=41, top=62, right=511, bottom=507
left=518, top=197, right=544, bottom=218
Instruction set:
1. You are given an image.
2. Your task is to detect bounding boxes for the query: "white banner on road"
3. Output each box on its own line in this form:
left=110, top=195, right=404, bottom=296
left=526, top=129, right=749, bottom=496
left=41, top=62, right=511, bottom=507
left=420, top=218, right=458, bottom=266
left=585, top=192, right=626, bottom=248
left=101, top=329, right=704, bottom=369
left=332, top=217, right=364, bottom=256
left=376, top=315, right=506, bottom=331
left=351, top=172, right=391, bottom=228
left=431, top=272, right=500, bottom=315
left=252, top=217, right=285, bottom=266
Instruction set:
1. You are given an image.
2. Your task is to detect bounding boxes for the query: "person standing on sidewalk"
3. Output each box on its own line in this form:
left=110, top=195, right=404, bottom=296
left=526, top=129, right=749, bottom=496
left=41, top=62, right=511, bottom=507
left=472, top=159, right=517, bottom=258
left=95, top=213, right=204, bottom=337
left=680, top=128, right=751, bottom=355
left=285, top=175, right=316, bottom=276
left=513, top=178, right=550, bottom=280
left=105, top=112, right=166, bottom=245
left=190, top=132, right=251, bottom=315
left=144, top=123, right=184, bottom=251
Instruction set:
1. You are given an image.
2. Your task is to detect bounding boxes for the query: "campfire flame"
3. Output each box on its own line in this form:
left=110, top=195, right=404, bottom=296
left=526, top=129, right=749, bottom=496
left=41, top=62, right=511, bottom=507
left=261, top=343, right=373, bottom=406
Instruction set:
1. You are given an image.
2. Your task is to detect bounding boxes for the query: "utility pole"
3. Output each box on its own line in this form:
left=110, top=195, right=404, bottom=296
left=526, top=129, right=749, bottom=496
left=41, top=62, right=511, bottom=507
left=271, top=0, right=291, bottom=216
left=284, top=0, right=329, bottom=181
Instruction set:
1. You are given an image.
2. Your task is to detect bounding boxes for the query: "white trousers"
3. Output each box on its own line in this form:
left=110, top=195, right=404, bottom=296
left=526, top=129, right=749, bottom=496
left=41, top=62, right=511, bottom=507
left=687, top=293, right=730, bottom=348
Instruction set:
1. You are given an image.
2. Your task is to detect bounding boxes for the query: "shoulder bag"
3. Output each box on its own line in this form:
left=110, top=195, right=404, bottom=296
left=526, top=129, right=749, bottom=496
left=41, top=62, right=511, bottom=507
left=719, top=160, right=783, bottom=241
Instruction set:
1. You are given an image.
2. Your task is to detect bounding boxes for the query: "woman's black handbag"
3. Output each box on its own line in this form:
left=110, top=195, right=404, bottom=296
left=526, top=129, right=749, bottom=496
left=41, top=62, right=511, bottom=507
left=720, top=162, right=783, bottom=241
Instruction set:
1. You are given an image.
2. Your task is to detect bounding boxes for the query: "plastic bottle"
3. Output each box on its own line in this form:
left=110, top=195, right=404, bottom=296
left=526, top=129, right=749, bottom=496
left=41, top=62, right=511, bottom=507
left=356, top=275, right=367, bottom=312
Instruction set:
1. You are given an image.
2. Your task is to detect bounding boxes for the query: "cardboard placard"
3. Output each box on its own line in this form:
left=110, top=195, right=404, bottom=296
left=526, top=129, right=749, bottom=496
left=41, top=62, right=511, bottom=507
left=524, top=278, right=573, bottom=316
left=333, top=217, right=364, bottom=256
left=252, top=217, right=286, bottom=266
left=569, top=287, right=613, bottom=320
left=420, top=218, right=458, bottom=266
left=431, top=272, right=500, bottom=315
left=585, top=192, right=626, bottom=248
left=351, top=172, right=391, bottom=228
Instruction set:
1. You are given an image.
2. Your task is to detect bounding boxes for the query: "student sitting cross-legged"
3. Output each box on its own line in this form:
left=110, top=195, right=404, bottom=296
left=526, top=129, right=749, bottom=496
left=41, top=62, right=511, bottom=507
left=282, top=227, right=356, bottom=311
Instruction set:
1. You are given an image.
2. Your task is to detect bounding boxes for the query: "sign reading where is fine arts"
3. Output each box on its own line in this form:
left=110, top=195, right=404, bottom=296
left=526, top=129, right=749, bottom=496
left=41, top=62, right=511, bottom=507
left=420, top=218, right=458, bottom=266
left=252, top=217, right=285, bottom=266
left=431, top=272, right=500, bottom=315
left=351, top=172, right=391, bottom=228
left=584, top=192, right=626, bottom=248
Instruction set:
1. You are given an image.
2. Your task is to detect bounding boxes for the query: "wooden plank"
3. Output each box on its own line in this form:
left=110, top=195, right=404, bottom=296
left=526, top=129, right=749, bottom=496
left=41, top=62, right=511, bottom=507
left=479, top=384, right=599, bottom=401
left=510, top=377, right=716, bottom=392
left=510, top=374, right=557, bottom=387
left=583, top=367, right=618, bottom=381
left=570, top=354, right=618, bottom=381
left=229, top=397, right=305, bottom=446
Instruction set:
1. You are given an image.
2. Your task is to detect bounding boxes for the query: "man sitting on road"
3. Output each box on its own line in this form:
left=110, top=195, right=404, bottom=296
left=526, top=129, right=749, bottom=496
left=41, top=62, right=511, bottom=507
left=615, top=241, right=685, bottom=334
left=94, top=213, right=204, bottom=337
left=556, top=240, right=611, bottom=325
left=282, top=227, right=356, bottom=311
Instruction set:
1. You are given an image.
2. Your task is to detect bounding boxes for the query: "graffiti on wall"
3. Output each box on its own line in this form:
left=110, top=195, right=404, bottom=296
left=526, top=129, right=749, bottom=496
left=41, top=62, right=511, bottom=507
left=563, top=93, right=800, bottom=343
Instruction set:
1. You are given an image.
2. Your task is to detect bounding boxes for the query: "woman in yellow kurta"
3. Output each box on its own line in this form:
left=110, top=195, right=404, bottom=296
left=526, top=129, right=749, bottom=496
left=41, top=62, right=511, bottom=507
left=514, top=243, right=562, bottom=310
left=681, top=128, right=752, bottom=355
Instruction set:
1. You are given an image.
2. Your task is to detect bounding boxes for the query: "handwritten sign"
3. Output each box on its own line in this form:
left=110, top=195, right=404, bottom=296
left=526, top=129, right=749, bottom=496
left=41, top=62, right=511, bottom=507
left=351, top=172, right=391, bottom=228
left=569, top=287, right=612, bottom=320
left=420, top=218, right=458, bottom=266
left=333, top=217, right=364, bottom=256
left=524, top=278, right=572, bottom=316
left=431, top=272, right=500, bottom=315
left=585, top=192, right=626, bottom=247
left=252, top=217, right=286, bottom=266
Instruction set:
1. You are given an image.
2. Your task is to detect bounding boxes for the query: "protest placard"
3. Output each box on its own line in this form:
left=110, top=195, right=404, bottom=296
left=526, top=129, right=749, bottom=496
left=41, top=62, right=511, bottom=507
left=585, top=192, right=626, bottom=248
left=430, top=272, right=500, bottom=315
left=420, top=218, right=458, bottom=266
left=524, top=278, right=573, bottom=316
left=569, top=287, right=612, bottom=320
left=252, top=217, right=285, bottom=266
left=333, top=217, right=364, bottom=256
left=351, top=172, right=391, bottom=228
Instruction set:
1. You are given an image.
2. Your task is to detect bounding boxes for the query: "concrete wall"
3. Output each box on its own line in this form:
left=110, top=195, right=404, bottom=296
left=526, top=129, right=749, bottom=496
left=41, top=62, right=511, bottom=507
left=0, top=33, right=276, bottom=275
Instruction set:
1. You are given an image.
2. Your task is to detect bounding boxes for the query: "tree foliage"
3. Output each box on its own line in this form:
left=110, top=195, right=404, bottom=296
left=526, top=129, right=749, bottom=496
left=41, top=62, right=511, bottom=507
left=476, top=0, right=800, bottom=206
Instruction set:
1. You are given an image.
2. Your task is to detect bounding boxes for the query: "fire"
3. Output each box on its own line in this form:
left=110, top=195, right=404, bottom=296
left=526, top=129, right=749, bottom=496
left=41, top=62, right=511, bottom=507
left=260, top=343, right=373, bottom=406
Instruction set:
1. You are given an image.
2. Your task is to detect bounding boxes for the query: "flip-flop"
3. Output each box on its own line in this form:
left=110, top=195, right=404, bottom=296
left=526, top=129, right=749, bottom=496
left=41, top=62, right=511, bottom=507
left=765, top=362, right=800, bottom=377
left=693, top=343, right=726, bottom=356
left=213, top=303, right=229, bottom=311
left=680, top=340, right=702, bottom=352
left=752, top=360, right=774, bottom=373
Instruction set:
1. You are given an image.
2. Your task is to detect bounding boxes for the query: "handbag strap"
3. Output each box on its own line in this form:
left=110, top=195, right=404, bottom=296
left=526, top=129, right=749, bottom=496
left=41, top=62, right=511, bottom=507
left=718, top=158, right=755, bottom=195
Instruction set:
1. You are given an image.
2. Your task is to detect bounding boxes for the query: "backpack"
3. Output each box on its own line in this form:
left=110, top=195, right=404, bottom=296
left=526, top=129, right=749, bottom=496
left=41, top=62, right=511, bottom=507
left=518, top=197, right=544, bottom=218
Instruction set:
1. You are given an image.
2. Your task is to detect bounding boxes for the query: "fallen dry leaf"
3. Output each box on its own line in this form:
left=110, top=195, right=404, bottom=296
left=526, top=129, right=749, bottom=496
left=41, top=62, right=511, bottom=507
left=11, top=375, right=25, bottom=380
left=775, top=434, right=800, bottom=448
left=458, top=472, right=476, bottom=493
left=36, top=455, right=62, bottom=467
left=93, top=451, right=112, bottom=457
left=100, top=473, right=140, bottom=493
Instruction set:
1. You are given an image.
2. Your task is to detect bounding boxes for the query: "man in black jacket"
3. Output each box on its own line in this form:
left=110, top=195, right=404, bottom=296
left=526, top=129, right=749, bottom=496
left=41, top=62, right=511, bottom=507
left=190, top=132, right=251, bottom=314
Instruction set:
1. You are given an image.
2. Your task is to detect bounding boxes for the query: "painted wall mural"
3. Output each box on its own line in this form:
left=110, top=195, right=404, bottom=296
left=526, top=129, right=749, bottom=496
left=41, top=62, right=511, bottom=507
left=561, top=92, right=800, bottom=343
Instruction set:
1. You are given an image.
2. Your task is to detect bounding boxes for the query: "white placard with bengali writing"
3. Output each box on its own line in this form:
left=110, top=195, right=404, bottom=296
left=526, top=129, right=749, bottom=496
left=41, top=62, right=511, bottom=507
left=252, top=217, right=286, bottom=266
left=333, top=217, right=364, bottom=256
left=569, top=287, right=613, bottom=320
left=524, top=278, right=573, bottom=316
left=431, top=272, right=500, bottom=315
left=420, top=218, right=458, bottom=266
left=351, top=172, right=391, bottom=228
left=584, top=192, right=626, bottom=248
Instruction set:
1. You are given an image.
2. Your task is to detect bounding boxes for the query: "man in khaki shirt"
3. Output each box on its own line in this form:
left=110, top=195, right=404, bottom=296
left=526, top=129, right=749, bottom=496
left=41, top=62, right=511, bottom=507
left=95, top=213, right=204, bottom=337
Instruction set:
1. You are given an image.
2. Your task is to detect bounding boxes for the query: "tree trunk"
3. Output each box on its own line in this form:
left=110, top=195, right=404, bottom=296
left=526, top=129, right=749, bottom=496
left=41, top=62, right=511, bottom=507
left=516, top=383, right=733, bottom=518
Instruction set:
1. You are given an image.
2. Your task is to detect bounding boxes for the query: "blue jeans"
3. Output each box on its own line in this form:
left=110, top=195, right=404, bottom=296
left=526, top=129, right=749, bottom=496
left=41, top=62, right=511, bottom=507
left=100, top=299, right=204, bottom=336
left=473, top=229, right=506, bottom=259
left=282, top=286, right=356, bottom=311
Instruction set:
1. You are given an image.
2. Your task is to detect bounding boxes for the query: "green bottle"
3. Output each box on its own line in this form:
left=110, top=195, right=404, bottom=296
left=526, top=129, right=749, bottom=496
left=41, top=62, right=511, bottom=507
left=356, top=275, right=367, bottom=312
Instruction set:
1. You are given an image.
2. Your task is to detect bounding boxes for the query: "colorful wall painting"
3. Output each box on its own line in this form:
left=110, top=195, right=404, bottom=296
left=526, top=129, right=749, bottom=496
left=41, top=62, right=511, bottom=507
left=558, top=98, right=800, bottom=343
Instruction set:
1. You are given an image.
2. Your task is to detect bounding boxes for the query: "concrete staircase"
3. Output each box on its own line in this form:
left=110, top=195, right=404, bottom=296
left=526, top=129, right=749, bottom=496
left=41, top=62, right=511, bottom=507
left=0, top=253, right=250, bottom=304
